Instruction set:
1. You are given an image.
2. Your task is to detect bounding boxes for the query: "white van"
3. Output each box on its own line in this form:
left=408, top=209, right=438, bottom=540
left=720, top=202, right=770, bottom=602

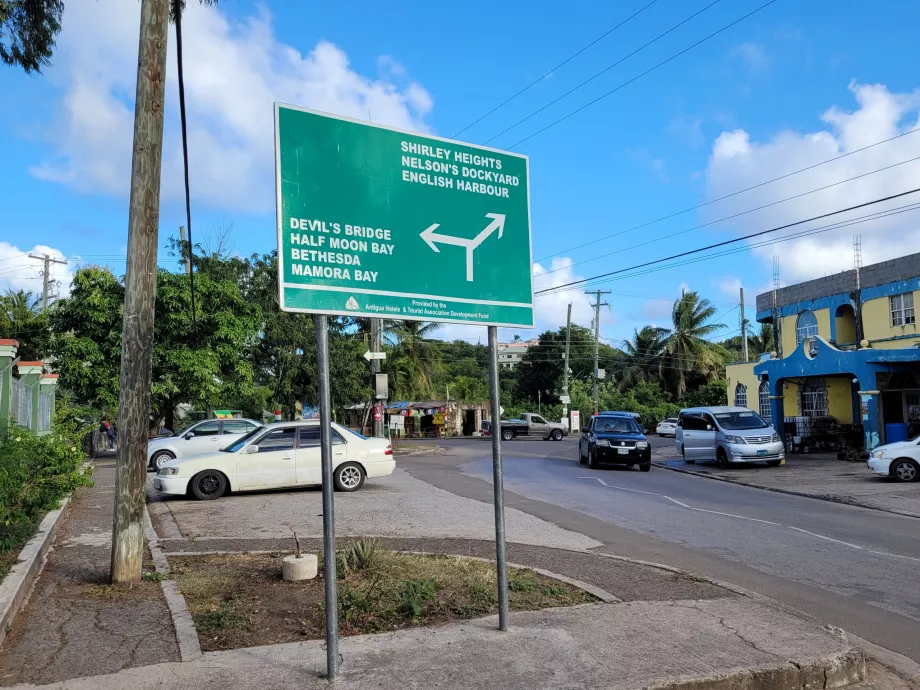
left=675, top=406, right=784, bottom=469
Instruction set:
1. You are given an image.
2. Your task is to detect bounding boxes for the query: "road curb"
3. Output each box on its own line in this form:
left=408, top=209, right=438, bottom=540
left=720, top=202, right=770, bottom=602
left=143, top=506, right=202, bottom=662
left=646, top=647, right=865, bottom=690
left=651, top=460, right=920, bottom=521
left=0, top=495, right=72, bottom=649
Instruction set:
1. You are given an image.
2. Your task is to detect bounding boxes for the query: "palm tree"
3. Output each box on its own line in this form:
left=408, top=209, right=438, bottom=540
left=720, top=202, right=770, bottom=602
left=384, top=320, right=443, bottom=398
left=662, top=291, right=726, bottom=396
left=748, top=322, right=774, bottom=356
left=616, top=326, right=668, bottom=391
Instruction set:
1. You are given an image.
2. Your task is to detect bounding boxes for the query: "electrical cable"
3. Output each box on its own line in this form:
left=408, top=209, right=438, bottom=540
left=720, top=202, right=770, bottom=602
left=450, top=0, right=660, bottom=138
left=535, top=187, right=920, bottom=295
left=507, top=0, right=778, bottom=149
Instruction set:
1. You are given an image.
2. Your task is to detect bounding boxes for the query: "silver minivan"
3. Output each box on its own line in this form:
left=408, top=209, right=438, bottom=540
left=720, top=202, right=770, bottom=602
left=675, top=406, right=785, bottom=468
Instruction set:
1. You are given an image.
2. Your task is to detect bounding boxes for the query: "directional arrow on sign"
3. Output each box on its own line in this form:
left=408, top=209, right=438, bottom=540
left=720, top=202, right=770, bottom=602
left=420, top=213, right=506, bottom=281
left=363, top=351, right=386, bottom=362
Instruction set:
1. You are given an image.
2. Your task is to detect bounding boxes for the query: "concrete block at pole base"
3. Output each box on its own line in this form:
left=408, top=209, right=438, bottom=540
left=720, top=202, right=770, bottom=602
left=283, top=554, right=318, bottom=581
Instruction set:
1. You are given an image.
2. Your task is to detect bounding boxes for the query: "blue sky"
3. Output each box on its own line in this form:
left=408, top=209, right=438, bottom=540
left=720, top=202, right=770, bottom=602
left=2, top=0, right=920, bottom=348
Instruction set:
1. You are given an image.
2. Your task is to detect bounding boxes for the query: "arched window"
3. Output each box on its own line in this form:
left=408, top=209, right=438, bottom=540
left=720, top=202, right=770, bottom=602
left=759, top=380, right=771, bottom=422
left=801, top=378, right=828, bottom=417
left=796, top=310, right=819, bottom=345
left=734, top=382, right=748, bottom=408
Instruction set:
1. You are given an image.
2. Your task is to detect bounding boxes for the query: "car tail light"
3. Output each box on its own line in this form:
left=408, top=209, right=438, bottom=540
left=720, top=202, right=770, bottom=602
left=384, top=445, right=392, bottom=456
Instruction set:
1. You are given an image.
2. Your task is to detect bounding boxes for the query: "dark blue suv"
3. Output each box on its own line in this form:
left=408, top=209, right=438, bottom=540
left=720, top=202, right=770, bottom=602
left=578, top=411, right=651, bottom=472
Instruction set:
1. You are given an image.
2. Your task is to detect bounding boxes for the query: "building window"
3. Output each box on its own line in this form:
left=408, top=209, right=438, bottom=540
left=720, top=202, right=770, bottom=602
left=759, top=380, right=771, bottom=422
left=796, top=310, right=819, bottom=345
left=890, top=293, right=915, bottom=327
left=734, top=383, right=747, bottom=408
left=801, top=378, right=828, bottom=417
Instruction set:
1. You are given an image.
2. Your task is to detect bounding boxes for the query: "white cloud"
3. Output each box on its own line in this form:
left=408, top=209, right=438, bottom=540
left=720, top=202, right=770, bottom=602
left=0, top=243, right=74, bottom=299
left=533, top=258, right=614, bottom=332
left=704, top=81, right=920, bottom=286
left=732, top=42, right=771, bottom=73
left=30, top=1, right=434, bottom=213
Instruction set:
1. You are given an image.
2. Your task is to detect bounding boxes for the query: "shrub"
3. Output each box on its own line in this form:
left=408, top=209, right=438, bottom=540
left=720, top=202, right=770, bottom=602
left=396, top=578, right=438, bottom=618
left=0, top=412, right=93, bottom=574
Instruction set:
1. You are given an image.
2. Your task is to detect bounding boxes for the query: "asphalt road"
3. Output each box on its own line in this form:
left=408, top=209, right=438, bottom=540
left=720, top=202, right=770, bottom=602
left=400, top=435, right=920, bottom=662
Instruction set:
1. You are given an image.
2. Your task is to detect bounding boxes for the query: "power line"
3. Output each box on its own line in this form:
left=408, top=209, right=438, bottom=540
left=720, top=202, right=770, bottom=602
left=564, top=201, right=920, bottom=293
left=535, top=127, right=920, bottom=263
left=451, top=0, right=660, bottom=138
left=507, top=0, right=778, bottom=150
left=537, top=153, right=920, bottom=278
left=483, top=0, right=723, bottom=145
left=536, top=187, right=920, bottom=295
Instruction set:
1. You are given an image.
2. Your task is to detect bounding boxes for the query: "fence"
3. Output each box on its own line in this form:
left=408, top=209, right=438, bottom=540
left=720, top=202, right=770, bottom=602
left=38, top=391, right=53, bottom=433
left=11, top=377, right=32, bottom=429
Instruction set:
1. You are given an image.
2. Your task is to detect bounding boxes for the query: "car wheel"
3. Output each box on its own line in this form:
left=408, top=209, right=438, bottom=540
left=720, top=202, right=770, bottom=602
left=639, top=461, right=651, bottom=472
left=551, top=429, right=563, bottom=441
left=334, top=462, right=366, bottom=492
left=190, top=471, right=227, bottom=501
left=501, top=429, right=515, bottom=442
left=717, top=448, right=729, bottom=470
left=682, top=447, right=695, bottom=465
left=587, top=446, right=598, bottom=470
left=891, top=458, right=920, bottom=483
left=766, top=460, right=782, bottom=468
left=151, top=450, right=175, bottom=471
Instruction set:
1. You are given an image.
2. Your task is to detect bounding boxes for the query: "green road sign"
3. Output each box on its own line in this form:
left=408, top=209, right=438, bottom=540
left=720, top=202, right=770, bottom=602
left=274, top=104, right=533, bottom=327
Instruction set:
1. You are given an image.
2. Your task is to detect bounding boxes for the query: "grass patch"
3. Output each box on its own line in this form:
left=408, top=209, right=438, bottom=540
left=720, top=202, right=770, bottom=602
left=173, top=546, right=597, bottom=651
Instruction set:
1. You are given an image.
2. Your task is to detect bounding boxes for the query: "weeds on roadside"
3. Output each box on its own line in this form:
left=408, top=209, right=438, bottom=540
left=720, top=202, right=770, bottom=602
left=337, top=538, right=382, bottom=575
left=197, top=596, right=248, bottom=632
left=141, top=571, right=166, bottom=582
left=396, top=578, right=439, bottom=618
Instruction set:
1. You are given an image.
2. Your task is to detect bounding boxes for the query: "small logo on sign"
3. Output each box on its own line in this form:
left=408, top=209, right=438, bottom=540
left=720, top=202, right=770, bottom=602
left=345, top=296, right=359, bottom=310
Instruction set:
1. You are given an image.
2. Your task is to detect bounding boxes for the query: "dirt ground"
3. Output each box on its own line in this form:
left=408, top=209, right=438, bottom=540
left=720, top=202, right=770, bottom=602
left=172, top=549, right=596, bottom=652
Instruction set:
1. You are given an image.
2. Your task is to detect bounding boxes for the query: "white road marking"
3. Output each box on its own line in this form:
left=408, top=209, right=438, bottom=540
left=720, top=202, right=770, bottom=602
left=577, top=476, right=910, bottom=561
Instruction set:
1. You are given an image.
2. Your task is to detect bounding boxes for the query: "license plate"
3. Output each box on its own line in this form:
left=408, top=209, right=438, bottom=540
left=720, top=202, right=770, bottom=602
left=617, top=447, right=629, bottom=455
left=756, top=450, right=768, bottom=456
left=153, top=479, right=162, bottom=490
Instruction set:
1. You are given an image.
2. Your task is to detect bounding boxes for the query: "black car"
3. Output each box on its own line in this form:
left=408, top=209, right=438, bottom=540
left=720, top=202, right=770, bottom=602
left=578, top=411, right=651, bottom=472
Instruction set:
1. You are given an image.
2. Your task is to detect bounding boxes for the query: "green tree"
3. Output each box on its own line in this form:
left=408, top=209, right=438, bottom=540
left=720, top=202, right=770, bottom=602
left=662, top=292, right=726, bottom=397
left=0, top=0, right=63, bottom=73
left=678, top=380, right=728, bottom=408
left=383, top=320, right=442, bottom=399
left=0, top=289, right=49, bottom=361
left=748, top=323, right=774, bottom=356
left=50, top=262, right=262, bottom=430
left=614, top=326, right=668, bottom=392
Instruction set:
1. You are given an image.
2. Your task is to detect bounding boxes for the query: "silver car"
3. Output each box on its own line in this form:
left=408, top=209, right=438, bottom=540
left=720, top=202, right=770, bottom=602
left=675, top=406, right=784, bottom=469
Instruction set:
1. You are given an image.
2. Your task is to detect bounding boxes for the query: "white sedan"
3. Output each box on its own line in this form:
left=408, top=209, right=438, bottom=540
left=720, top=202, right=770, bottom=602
left=868, top=437, right=920, bottom=483
left=656, top=418, right=678, bottom=437
left=153, top=421, right=395, bottom=499
left=147, top=418, right=263, bottom=471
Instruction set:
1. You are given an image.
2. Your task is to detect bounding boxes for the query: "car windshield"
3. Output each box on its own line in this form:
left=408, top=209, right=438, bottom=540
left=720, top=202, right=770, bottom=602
left=714, top=411, right=769, bottom=430
left=171, top=422, right=196, bottom=437
left=595, top=417, right=641, bottom=434
left=221, top=426, right=263, bottom=452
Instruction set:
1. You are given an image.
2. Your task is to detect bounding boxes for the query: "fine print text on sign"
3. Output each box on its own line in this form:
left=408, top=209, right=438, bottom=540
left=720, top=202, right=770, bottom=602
left=275, top=104, right=533, bottom=327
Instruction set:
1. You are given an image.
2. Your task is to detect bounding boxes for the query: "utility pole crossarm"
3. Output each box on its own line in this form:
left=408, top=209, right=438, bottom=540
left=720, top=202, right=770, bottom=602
left=28, top=253, right=68, bottom=311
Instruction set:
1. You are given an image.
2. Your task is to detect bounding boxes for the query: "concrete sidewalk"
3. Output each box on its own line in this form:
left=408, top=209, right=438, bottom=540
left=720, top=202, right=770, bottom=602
left=653, top=451, right=920, bottom=519
left=12, top=598, right=865, bottom=690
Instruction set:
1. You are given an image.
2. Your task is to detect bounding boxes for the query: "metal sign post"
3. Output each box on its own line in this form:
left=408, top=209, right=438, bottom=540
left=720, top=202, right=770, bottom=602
left=315, top=315, right=339, bottom=679
left=488, top=326, right=509, bottom=630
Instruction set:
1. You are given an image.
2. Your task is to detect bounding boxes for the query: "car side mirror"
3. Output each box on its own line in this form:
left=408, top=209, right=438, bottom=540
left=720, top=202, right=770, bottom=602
left=184, top=432, right=195, bottom=440
left=706, top=424, right=713, bottom=431
left=246, top=445, right=259, bottom=454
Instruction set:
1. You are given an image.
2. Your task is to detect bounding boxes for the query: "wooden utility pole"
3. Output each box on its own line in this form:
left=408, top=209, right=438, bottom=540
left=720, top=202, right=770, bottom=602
left=179, top=226, right=191, bottom=275
left=740, top=287, right=748, bottom=362
left=111, top=0, right=169, bottom=584
left=28, top=254, right=68, bottom=310
left=586, top=290, right=610, bottom=415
